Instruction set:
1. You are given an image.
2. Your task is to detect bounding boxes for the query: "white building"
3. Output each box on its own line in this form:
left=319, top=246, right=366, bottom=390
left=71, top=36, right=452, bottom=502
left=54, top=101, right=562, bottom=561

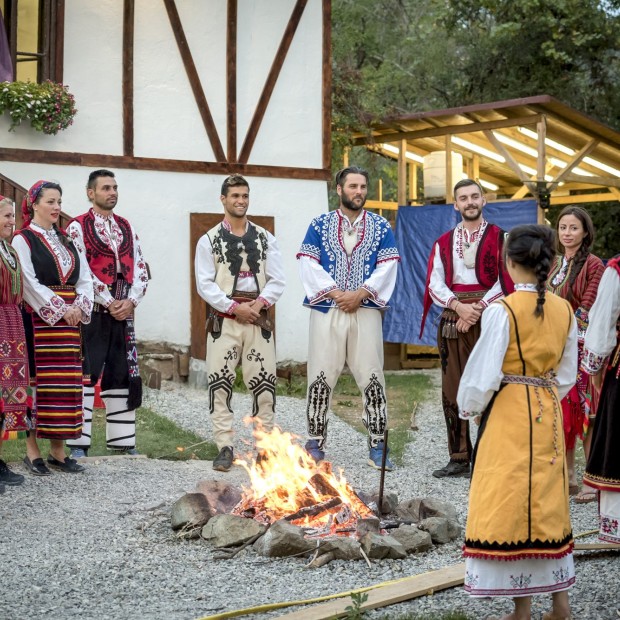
left=0, top=0, right=331, bottom=381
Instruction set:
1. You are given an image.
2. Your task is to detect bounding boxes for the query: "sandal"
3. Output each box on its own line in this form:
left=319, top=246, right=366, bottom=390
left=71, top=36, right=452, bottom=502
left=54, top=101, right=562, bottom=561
left=46, top=455, right=85, bottom=473
left=574, top=489, right=598, bottom=504
left=23, top=456, right=52, bottom=476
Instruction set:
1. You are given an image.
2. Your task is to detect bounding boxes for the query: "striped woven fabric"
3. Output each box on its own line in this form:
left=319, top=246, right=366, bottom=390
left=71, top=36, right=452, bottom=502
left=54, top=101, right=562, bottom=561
left=32, top=287, right=84, bottom=440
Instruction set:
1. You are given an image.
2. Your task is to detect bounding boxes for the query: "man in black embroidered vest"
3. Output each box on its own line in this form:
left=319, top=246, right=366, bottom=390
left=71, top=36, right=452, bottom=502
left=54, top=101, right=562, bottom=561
left=421, top=179, right=512, bottom=478
left=195, top=174, right=285, bottom=472
left=66, top=169, right=149, bottom=457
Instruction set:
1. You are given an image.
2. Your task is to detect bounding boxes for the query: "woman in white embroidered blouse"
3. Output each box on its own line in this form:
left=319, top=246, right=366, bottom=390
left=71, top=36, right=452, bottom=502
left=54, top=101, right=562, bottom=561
left=13, top=180, right=93, bottom=476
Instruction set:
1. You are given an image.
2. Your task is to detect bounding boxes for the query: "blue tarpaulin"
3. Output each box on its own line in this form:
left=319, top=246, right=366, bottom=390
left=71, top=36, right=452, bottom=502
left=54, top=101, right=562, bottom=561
left=383, top=200, right=538, bottom=346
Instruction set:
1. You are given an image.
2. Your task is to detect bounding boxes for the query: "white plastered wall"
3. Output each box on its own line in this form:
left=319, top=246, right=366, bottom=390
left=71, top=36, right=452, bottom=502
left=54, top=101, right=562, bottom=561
left=0, top=0, right=328, bottom=362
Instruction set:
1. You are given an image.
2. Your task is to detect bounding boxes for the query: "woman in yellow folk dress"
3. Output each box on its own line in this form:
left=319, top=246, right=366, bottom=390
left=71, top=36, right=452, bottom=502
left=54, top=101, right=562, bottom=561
left=458, top=225, right=578, bottom=620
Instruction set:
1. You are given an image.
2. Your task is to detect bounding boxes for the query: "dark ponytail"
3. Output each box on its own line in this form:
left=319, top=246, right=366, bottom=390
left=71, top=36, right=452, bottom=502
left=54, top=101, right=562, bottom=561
left=506, top=224, right=556, bottom=318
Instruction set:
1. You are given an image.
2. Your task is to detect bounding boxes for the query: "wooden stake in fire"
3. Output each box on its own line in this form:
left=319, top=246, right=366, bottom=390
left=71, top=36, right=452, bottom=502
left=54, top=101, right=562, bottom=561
left=377, top=429, right=389, bottom=515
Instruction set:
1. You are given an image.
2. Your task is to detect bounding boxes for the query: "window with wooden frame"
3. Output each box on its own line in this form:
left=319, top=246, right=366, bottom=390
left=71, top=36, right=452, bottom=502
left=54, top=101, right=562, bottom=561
left=1, top=0, right=64, bottom=83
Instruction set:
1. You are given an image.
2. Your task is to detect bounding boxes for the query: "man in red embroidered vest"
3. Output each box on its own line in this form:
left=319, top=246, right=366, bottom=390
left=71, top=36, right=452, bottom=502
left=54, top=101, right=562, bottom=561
left=420, top=179, right=512, bottom=478
left=66, top=169, right=149, bottom=457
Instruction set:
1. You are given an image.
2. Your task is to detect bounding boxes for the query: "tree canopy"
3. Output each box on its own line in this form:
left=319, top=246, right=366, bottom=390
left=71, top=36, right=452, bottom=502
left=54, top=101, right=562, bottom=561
left=332, top=0, right=620, bottom=256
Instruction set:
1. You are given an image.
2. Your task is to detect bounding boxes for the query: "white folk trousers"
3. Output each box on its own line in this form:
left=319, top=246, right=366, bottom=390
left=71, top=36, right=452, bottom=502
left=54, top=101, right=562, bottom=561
left=206, top=318, right=276, bottom=450
left=306, top=308, right=387, bottom=449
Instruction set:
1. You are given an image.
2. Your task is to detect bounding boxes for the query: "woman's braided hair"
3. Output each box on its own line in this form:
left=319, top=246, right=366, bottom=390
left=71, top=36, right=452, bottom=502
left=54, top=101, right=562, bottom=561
left=506, top=224, right=556, bottom=318
left=555, top=205, right=595, bottom=304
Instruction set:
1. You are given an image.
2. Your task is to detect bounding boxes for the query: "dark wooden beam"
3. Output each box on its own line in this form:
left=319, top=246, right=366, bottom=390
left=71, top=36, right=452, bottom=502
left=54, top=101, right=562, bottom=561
left=238, top=0, right=308, bottom=163
left=0, top=147, right=330, bottom=181
left=122, top=0, right=135, bottom=157
left=162, top=0, right=226, bottom=162
left=52, top=0, right=65, bottom=82
left=351, top=115, right=544, bottom=147
left=226, top=0, right=237, bottom=162
left=322, top=0, right=332, bottom=171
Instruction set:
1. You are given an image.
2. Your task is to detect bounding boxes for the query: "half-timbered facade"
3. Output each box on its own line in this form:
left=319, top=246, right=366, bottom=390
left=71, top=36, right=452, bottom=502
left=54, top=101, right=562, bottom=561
left=0, top=0, right=331, bottom=373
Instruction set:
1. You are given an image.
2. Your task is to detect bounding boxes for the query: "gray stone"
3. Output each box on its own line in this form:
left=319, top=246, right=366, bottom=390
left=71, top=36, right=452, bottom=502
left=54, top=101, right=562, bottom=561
left=447, top=518, right=462, bottom=540
left=319, top=536, right=361, bottom=560
left=201, top=514, right=266, bottom=547
left=253, top=520, right=316, bottom=557
left=390, top=525, right=433, bottom=553
left=395, top=498, right=422, bottom=522
left=360, top=532, right=407, bottom=559
left=418, top=516, right=451, bottom=544
left=194, top=479, right=243, bottom=515
left=419, top=497, right=458, bottom=522
left=367, top=491, right=399, bottom=515
left=355, top=517, right=380, bottom=537
left=170, top=493, right=214, bottom=531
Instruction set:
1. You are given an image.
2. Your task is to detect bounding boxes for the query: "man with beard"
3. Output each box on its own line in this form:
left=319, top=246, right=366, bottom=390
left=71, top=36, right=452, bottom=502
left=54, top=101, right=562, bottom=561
left=420, top=178, right=512, bottom=478
left=298, top=166, right=400, bottom=469
left=66, top=169, right=149, bottom=457
left=195, top=175, right=285, bottom=472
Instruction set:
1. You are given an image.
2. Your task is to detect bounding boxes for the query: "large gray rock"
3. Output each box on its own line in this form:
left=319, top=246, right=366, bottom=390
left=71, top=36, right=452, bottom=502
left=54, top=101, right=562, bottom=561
left=319, top=536, right=362, bottom=560
left=360, top=532, right=407, bottom=559
left=170, top=493, right=214, bottom=531
left=395, top=498, right=422, bottom=522
left=447, top=519, right=462, bottom=540
left=201, top=514, right=266, bottom=548
left=194, top=480, right=243, bottom=515
left=419, top=497, right=458, bottom=522
left=390, top=525, right=433, bottom=554
left=253, top=520, right=316, bottom=558
left=418, top=516, right=451, bottom=544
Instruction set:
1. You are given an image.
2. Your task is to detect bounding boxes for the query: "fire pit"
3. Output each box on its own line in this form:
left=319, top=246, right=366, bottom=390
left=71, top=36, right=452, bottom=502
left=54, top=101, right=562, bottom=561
left=232, top=426, right=375, bottom=536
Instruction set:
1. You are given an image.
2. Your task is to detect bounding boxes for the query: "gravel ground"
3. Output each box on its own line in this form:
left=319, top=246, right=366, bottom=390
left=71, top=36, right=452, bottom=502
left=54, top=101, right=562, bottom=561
left=1, top=369, right=618, bottom=620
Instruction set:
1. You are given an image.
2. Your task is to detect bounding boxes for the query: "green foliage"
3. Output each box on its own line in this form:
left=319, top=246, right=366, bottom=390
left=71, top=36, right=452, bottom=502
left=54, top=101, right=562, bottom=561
left=0, top=80, right=77, bottom=135
left=343, top=592, right=369, bottom=620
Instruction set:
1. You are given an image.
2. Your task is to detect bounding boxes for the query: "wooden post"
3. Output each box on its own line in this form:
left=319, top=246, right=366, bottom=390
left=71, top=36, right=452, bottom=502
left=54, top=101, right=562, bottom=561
left=343, top=147, right=349, bottom=168
left=537, top=117, right=547, bottom=223
left=408, top=163, right=417, bottom=204
left=398, top=139, right=407, bottom=205
left=472, top=154, right=480, bottom=182
left=445, top=135, right=453, bottom=202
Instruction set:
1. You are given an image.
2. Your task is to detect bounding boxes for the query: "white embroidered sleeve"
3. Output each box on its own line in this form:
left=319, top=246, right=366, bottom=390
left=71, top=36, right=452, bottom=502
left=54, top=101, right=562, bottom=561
left=12, top=234, right=67, bottom=326
left=428, top=244, right=456, bottom=308
left=127, top=225, right=149, bottom=307
left=298, top=255, right=338, bottom=303
left=556, top=314, right=578, bottom=400
left=583, top=267, right=620, bottom=373
left=361, top=257, right=399, bottom=306
left=73, top=241, right=94, bottom=324
left=257, top=231, right=285, bottom=307
left=195, top=235, right=236, bottom=313
left=457, top=303, right=509, bottom=418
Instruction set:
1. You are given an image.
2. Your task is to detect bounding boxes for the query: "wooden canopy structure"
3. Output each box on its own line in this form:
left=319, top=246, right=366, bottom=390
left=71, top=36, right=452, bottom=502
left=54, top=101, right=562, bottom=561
left=351, top=95, right=620, bottom=214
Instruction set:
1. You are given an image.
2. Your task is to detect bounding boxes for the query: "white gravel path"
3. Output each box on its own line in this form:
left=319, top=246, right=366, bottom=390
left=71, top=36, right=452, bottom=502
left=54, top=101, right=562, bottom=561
left=1, top=369, right=617, bottom=620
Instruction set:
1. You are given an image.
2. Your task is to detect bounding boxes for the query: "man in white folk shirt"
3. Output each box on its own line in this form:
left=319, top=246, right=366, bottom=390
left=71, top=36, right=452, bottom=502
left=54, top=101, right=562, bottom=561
left=195, top=175, right=285, bottom=472
left=66, top=169, right=149, bottom=457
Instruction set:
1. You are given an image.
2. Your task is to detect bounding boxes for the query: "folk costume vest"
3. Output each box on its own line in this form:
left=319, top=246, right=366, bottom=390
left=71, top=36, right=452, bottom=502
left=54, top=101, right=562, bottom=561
left=420, top=223, right=512, bottom=337
left=207, top=221, right=269, bottom=297
left=72, top=210, right=135, bottom=284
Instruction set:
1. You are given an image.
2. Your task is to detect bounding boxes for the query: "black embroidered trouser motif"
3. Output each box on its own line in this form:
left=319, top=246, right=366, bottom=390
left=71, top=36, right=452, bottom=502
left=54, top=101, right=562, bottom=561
left=206, top=320, right=276, bottom=450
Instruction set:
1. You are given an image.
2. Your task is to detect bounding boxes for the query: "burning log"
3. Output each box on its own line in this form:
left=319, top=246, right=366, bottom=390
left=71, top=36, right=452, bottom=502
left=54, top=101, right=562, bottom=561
left=284, top=497, right=342, bottom=523
left=307, top=472, right=341, bottom=498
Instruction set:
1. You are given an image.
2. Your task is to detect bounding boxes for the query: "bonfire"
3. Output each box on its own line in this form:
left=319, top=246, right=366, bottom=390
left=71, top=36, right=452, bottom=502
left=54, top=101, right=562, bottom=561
left=232, top=425, right=374, bottom=536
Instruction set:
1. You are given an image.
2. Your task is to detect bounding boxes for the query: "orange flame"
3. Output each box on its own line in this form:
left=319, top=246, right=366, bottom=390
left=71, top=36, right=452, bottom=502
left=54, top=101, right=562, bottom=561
left=232, top=421, right=373, bottom=533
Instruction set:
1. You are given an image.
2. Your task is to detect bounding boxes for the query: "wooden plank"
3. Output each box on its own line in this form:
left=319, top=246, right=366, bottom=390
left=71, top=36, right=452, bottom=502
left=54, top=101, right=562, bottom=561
left=238, top=0, right=308, bottom=163
left=275, top=562, right=465, bottom=620
left=548, top=139, right=599, bottom=186
left=351, top=115, right=544, bottom=147
left=550, top=192, right=619, bottom=205
left=397, top=139, right=406, bottom=205
left=322, top=0, right=332, bottom=170
left=226, top=0, right=237, bottom=163
left=0, top=147, right=331, bottom=181
left=574, top=542, right=620, bottom=551
left=122, top=0, right=135, bottom=157
left=536, top=117, right=546, bottom=182
left=162, top=0, right=226, bottom=162
left=40, top=0, right=50, bottom=81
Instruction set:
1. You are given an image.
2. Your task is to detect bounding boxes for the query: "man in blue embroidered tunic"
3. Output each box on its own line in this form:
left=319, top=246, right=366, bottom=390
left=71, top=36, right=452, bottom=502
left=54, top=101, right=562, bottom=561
left=297, top=166, right=400, bottom=469
left=195, top=175, right=285, bottom=472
